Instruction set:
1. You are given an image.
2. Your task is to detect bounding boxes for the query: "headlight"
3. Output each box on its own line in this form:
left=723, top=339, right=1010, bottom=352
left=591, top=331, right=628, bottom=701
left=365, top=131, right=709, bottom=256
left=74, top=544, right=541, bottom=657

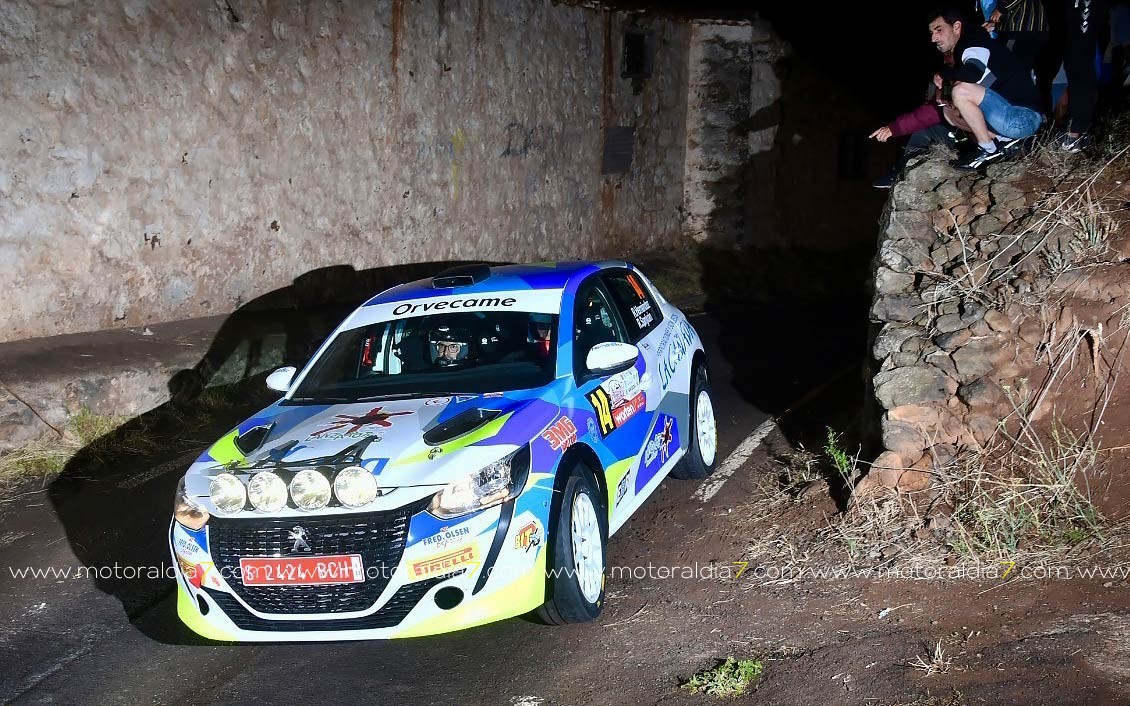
left=173, top=476, right=210, bottom=530
left=334, top=466, right=379, bottom=508
left=248, top=471, right=288, bottom=512
left=209, top=473, right=247, bottom=514
left=290, top=469, right=332, bottom=511
left=428, top=446, right=530, bottom=519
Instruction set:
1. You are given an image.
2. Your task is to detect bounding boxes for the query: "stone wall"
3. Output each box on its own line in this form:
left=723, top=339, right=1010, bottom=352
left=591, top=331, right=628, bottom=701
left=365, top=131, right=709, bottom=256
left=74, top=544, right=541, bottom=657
left=0, top=0, right=690, bottom=342
left=863, top=152, right=1130, bottom=494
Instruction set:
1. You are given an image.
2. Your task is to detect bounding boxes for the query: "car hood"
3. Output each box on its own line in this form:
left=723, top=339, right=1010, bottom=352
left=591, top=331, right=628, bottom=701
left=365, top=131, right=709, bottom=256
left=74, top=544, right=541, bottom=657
left=190, top=392, right=560, bottom=491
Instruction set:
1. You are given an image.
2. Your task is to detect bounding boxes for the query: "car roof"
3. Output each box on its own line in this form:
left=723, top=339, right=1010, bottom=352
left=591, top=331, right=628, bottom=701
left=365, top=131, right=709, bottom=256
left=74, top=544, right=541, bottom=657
left=361, top=260, right=629, bottom=307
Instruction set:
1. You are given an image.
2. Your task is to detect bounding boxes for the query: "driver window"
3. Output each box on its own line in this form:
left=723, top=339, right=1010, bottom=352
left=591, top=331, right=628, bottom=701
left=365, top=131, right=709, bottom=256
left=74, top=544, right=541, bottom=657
left=574, top=279, right=628, bottom=376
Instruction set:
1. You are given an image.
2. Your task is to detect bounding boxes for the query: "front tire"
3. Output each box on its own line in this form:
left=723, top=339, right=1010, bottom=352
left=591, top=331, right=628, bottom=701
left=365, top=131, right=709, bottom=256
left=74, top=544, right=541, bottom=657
left=537, top=464, right=607, bottom=625
left=670, top=365, right=718, bottom=479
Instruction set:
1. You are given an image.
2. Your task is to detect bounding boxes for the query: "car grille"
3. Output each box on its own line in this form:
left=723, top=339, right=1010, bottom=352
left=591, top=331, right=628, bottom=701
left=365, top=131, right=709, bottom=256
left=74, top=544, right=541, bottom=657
left=202, top=572, right=460, bottom=632
left=207, top=500, right=428, bottom=615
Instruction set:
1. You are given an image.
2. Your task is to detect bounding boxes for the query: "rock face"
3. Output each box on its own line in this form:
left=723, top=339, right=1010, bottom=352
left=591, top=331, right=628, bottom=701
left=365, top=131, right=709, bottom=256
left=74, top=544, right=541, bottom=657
left=864, top=155, right=1094, bottom=493
left=0, top=0, right=700, bottom=341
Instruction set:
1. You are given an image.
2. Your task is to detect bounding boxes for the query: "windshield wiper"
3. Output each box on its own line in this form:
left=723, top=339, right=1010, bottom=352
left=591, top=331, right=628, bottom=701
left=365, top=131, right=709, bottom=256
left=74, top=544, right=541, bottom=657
left=354, top=391, right=469, bottom=402
left=287, top=396, right=353, bottom=404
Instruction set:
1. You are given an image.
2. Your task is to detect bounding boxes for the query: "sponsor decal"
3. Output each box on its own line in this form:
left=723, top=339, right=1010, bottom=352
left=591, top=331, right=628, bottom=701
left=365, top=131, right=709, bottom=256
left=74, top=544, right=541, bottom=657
left=604, top=368, right=640, bottom=408
left=587, top=388, right=615, bottom=437
left=611, top=392, right=645, bottom=427
left=174, top=534, right=205, bottom=558
left=636, top=414, right=680, bottom=492
left=615, top=473, right=629, bottom=506
left=425, top=397, right=452, bottom=406
left=541, top=415, right=578, bottom=451
left=308, top=406, right=413, bottom=439
left=587, top=384, right=645, bottom=438
left=586, top=417, right=597, bottom=438
left=513, top=520, right=543, bottom=552
left=658, top=317, right=696, bottom=390
left=392, top=296, right=517, bottom=317
left=643, top=416, right=675, bottom=467
left=428, top=446, right=443, bottom=460
left=483, top=392, right=503, bottom=398
left=411, top=545, right=479, bottom=580
left=177, top=557, right=221, bottom=589
left=423, top=525, right=471, bottom=550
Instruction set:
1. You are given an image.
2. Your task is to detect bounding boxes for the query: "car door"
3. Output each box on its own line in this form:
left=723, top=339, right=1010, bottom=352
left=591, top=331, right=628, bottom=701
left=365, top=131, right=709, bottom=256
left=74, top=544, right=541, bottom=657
left=571, top=275, right=655, bottom=521
left=598, top=269, right=672, bottom=528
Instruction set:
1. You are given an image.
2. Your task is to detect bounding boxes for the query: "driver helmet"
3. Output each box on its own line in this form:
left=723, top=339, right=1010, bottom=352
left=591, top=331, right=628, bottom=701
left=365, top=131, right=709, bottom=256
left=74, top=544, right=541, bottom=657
left=429, top=324, right=471, bottom=367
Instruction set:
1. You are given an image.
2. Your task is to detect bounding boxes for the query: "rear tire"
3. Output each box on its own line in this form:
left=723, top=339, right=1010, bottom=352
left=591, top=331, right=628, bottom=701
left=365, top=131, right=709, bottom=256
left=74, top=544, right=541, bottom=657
left=670, top=365, right=718, bottom=480
left=537, top=464, right=607, bottom=625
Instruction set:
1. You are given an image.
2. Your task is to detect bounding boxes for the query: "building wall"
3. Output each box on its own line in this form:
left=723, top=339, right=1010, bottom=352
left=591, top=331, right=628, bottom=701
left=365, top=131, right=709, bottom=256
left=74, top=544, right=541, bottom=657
left=0, top=0, right=690, bottom=341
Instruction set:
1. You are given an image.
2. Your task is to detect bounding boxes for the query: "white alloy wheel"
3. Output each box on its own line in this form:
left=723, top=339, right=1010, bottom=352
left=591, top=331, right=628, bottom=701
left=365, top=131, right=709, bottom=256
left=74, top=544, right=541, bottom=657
left=696, top=389, right=717, bottom=466
left=570, top=491, right=604, bottom=604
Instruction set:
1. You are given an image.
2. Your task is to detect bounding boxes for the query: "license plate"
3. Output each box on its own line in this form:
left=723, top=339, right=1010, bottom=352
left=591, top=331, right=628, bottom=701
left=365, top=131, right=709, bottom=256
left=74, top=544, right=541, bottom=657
left=239, top=554, right=365, bottom=586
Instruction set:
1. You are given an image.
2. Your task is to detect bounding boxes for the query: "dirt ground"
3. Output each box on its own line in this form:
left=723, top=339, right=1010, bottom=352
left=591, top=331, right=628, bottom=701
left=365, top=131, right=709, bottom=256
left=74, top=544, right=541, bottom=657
left=576, top=426, right=1130, bottom=706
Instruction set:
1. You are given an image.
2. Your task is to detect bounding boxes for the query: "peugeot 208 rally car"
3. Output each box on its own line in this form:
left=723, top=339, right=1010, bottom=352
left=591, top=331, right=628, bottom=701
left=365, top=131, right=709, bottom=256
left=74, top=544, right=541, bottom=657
left=170, top=261, right=717, bottom=641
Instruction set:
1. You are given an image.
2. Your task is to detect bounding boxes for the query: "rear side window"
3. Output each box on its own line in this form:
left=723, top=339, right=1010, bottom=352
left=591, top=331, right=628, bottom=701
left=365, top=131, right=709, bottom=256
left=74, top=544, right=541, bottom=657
left=603, top=270, right=662, bottom=342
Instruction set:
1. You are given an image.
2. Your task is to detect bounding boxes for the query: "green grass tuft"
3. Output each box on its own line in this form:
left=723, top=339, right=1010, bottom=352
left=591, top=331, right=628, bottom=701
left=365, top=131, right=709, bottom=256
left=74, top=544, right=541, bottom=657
left=681, top=657, right=763, bottom=698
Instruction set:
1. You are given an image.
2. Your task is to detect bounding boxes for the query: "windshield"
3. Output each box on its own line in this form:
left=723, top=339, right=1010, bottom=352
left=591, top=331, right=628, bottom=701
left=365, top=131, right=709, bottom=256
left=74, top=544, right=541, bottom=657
left=288, top=310, right=558, bottom=402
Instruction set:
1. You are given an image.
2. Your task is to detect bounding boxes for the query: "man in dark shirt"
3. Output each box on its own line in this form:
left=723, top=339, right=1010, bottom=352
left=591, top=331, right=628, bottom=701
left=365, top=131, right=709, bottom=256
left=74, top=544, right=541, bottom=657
left=929, top=6, right=1044, bottom=168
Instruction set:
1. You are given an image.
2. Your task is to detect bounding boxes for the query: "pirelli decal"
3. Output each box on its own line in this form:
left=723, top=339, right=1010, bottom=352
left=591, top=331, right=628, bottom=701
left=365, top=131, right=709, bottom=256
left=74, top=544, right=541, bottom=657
left=587, top=388, right=616, bottom=437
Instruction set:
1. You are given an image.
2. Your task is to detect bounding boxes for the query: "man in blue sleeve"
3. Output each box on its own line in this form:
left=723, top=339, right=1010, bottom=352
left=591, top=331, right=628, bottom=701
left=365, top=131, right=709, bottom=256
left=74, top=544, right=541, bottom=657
left=928, top=6, right=1045, bottom=169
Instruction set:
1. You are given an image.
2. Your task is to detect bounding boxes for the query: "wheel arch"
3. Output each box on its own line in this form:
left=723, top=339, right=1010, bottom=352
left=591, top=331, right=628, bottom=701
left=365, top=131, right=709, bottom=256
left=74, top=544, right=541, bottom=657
left=554, top=442, right=608, bottom=520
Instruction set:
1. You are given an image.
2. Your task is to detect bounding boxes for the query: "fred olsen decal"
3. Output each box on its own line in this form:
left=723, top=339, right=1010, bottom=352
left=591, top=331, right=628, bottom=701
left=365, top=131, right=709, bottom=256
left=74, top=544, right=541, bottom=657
left=422, top=525, right=471, bottom=551
left=541, top=415, right=578, bottom=451
left=308, top=407, right=413, bottom=439
left=411, top=545, right=480, bottom=580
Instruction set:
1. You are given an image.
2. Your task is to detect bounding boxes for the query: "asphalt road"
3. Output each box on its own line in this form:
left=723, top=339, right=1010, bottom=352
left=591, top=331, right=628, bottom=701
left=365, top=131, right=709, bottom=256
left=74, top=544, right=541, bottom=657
left=0, top=315, right=772, bottom=706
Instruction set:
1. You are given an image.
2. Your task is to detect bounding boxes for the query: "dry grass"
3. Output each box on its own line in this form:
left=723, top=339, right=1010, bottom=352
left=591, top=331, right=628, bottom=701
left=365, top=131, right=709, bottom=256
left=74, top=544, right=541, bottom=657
left=907, top=640, right=953, bottom=677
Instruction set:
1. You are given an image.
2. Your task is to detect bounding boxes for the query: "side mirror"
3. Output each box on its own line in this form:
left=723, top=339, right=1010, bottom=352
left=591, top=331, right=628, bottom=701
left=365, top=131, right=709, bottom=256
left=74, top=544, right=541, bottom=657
left=585, top=342, right=639, bottom=376
left=265, top=366, right=297, bottom=393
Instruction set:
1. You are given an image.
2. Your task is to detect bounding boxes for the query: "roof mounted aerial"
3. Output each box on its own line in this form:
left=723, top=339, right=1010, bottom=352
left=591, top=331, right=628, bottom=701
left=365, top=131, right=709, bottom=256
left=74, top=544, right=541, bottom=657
left=432, top=264, right=492, bottom=289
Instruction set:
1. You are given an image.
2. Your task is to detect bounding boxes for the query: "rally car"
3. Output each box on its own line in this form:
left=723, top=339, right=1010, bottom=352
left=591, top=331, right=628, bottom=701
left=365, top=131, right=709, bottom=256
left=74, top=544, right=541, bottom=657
left=170, top=260, right=717, bottom=641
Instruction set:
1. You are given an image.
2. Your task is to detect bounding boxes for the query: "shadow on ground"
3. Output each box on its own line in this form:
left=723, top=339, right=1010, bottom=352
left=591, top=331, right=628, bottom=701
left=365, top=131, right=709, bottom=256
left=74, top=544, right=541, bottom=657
left=46, top=261, right=475, bottom=644
left=697, top=244, right=878, bottom=496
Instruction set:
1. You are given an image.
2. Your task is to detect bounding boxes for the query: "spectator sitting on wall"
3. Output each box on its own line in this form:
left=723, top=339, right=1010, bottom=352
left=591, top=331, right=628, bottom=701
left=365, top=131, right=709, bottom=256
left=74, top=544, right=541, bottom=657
left=869, top=101, right=971, bottom=188
left=929, top=5, right=1045, bottom=169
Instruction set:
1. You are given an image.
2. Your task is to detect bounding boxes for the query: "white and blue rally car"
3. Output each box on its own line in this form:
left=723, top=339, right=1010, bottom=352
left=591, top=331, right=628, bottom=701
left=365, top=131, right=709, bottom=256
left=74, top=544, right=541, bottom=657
left=170, top=261, right=717, bottom=641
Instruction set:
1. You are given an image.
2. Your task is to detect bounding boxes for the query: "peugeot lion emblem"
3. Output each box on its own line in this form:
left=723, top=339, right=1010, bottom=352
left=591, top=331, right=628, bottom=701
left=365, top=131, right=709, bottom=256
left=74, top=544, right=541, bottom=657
left=288, top=526, right=312, bottom=553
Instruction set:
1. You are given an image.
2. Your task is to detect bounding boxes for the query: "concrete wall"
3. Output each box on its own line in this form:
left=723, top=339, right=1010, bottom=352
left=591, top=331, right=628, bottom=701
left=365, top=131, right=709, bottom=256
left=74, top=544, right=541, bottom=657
left=682, top=20, right=787, bottom=246
left=0, top=0, right=690, bottom=342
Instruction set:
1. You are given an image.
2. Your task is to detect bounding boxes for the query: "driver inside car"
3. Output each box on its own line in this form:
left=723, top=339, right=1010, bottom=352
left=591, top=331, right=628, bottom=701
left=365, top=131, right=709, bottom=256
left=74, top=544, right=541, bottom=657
left=429, top=324, right=472, bottom=367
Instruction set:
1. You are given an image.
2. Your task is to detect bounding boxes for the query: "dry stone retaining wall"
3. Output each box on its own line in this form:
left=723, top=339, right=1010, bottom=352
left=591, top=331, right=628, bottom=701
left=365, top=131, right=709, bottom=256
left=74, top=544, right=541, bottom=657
left=864, top=153, right=1130, bottom=494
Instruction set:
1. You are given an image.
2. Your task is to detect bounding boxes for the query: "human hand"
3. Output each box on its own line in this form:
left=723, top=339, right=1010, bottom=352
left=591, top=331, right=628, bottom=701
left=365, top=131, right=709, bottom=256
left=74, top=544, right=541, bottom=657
left=983, top=20, right=997, bottom=32
left=934, top=72, right=943, bottom=90
left=869, top=126, right=893, bottom=142
left=989, top=8, right=1002, bottom=22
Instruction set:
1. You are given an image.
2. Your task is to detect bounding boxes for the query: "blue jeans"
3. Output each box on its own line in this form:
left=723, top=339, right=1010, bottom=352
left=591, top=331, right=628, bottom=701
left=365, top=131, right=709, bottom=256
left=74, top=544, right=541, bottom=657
left=979, top=88, right=1043, bottom=139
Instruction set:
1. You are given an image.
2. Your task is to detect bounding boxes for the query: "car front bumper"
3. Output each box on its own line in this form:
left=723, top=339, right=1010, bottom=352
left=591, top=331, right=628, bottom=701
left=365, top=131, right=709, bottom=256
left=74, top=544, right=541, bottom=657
left=170, top=482, right=551, bottom=642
